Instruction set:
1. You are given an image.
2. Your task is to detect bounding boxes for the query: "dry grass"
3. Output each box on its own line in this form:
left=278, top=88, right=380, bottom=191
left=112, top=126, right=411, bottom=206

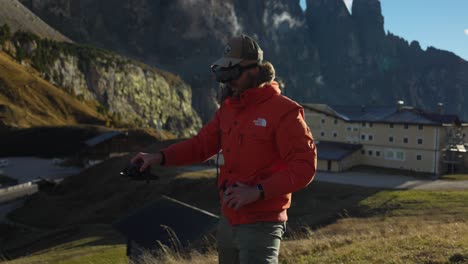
left=2, top=151, right=467, bottom=264
left=0, top=51, right=106, bottom=128
left=280, top=217, right=468, bottom=264
left=129, top=245, right=218, bottom=264
left=125, top=189, right=468, bottom=264
left=126, top=216, right=468, bottom=264
left=91, top=214, right=466, bottom=264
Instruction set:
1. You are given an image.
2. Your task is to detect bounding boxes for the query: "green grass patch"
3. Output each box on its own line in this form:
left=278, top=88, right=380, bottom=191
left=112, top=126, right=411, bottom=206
left=357, top=190, right=468, bottom=218
left=3, top=240, right=126, bottom=264
left=280, top=220, right=468, bottom=264
left=2, top=225, right=127, bottom=264
left=279, top=188, right=468, bottom=264
left=440, top=174, right=468, bottom=181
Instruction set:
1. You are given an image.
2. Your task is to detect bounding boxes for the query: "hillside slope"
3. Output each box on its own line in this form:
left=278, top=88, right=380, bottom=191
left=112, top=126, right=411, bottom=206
left=3, top=157, right=467, bottom=263
left=5, top=139, right=197, bottom=229
left=0, top=51, right=106, bottom=128
left=0, top=27, right=202, bottom=137
left=0, top=0, right=70, bottom=42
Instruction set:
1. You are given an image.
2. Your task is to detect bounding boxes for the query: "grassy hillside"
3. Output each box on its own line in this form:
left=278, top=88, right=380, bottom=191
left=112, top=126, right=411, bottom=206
left=1, top=135, right=467, bottom=264
left=0, top=125, right=174, bottom=158
left=0, top=0, right=71, bottom=43
left=1, top=150, right=467, bottom=264
left=0, top=51, right=108, bottom=128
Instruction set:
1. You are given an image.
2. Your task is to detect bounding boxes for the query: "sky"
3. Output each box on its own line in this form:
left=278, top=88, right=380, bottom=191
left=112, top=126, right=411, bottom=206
left=300, top=0, right=468, bottom=61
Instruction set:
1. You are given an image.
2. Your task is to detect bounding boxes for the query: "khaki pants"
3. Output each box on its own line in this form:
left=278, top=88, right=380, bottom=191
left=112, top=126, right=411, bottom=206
left=216, top=216, right=286, bottom=264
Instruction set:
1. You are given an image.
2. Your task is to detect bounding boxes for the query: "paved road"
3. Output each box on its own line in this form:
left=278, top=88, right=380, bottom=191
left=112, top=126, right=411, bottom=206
left=315, top=171, right=468, bottom=190
left=177, top=165, right=468, bottom=190
left=0, top=157, right=81, bottom=183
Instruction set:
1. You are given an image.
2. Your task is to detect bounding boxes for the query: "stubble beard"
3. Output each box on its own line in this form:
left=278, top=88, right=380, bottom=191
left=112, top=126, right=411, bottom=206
left=231, top=73, right=256, bottom=98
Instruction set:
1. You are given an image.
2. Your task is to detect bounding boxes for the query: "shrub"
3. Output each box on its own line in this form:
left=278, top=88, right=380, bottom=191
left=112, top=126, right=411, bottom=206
left=0, top=24, right=11, bottom=46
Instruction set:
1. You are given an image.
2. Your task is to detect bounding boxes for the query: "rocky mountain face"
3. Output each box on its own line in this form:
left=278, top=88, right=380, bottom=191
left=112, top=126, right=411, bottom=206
left=19, top=0, right=468, bottom=121
left=0, top=48, right=106, bottom=128
left=0, top=26, right=202, bottom=137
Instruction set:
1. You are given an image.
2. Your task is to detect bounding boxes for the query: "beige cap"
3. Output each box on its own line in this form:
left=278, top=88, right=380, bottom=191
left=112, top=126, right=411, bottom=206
left=212, top=35, right=263, bottom=68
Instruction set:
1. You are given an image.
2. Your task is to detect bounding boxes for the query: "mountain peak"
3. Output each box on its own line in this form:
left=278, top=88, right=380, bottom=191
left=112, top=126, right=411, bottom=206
left=352, top=0, right=384, bottom=31
left=306, top=0, right=351, bottom=17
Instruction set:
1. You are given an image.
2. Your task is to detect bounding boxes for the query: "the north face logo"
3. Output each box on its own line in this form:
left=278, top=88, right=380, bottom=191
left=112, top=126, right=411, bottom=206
left=224, top=45, right=232, bottom=54
left=253, top=118, right=267, bottom=127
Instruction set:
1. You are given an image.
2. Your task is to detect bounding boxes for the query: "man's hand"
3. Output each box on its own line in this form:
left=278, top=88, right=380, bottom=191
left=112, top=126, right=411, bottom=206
left=223, top=182, right=261, bottom=211
left=131, top=152, right=162, bottom=172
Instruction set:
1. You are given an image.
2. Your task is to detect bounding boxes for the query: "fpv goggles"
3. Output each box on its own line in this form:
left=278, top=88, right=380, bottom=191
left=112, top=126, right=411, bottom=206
left=211, top=63, right=258, bottom=83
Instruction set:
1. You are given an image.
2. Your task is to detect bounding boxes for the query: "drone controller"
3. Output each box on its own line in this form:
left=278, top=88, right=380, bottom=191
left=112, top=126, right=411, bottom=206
left=120, top=161, right=159, bottom=183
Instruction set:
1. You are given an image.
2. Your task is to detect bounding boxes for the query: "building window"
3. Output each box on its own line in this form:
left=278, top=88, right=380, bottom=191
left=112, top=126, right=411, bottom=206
left=361, top=134, right=366, bottom=140
left=396, top=151, right=405, bottom=160
left=389, top=123, right=394, bottom=128
left=320, top=131, right=325, bottom=137
left=334, top=119, right=338, bottom=124
left=389, top=136, right=394, bottom=142
left=376, top=151, right=380, bottom=157
left=404, top=124, right=409, bottom=129
left=385, top=149, right=405, bottom=161
left=361, top=150, right=365, bottom=155
left=333, top=132, right=338, bottom=138
left=347, top=127, right=351, bottom=131
left=353, top=127, right=358, bottom=131
left=417, top=154, right=422, bottom=161
left=418, top=125, right=423, bottom=130
left=369, top=123, right=373, bottom=127
left=404, top=137, right=409, bottom=143
left=362, top=122, right=366, bottom=127
left=368, top=150, right=373, bottom=156
left=369, top=135, right=374, bottom=141
left=386, top=151, right=394, bottom=159
left=417, top=138, right=423, bottom=144
left=321, top=119, right=325, bottom=124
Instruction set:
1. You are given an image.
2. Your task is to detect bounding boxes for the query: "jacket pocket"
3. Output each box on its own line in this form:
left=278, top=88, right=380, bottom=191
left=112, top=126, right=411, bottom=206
left=242, top=126, right=275, bottom=152
left=246, top=126, right=271, bottom=141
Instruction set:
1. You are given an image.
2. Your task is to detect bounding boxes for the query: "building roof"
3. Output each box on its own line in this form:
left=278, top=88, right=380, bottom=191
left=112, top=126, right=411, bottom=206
left=316, top=141, right=362, bottom=161
left=302, top=104, right=464, bottom=126
left=84, top=131, right=125, bottom=147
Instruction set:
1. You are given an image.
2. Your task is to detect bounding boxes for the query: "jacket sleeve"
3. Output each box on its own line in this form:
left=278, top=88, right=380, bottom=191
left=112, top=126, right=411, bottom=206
left=161, top=110, right=221, bottom=166
left=260, top=108, right=317, bottom=199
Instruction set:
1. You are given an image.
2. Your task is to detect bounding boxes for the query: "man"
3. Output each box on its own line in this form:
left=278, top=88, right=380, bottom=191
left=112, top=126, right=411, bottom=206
left=131, top=35, right=317, bottom=264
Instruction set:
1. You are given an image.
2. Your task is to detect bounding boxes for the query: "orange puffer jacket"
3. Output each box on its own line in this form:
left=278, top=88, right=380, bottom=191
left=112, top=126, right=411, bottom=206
left=162, top=81, right=317, bottom=225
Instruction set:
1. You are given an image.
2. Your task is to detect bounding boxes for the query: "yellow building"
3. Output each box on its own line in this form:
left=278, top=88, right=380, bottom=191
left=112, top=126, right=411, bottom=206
left=302, top=102, right=468, bottom=175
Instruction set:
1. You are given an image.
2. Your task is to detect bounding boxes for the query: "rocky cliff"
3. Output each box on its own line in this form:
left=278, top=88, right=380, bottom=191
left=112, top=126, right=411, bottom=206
left=0, top=25, right=202, bottom=137
left=0, top=49, right=105, bottom=128
left=19, top=0, right=468, bottom=120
